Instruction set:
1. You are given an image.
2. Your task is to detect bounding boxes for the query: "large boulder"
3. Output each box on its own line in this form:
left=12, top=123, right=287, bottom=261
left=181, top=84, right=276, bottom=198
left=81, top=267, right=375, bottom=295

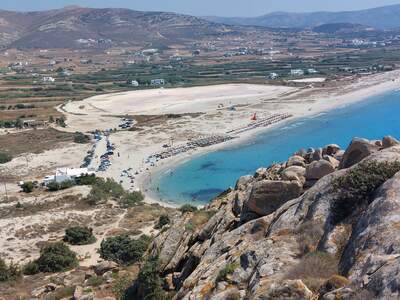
left=339, top=138, right=380, bottom=169
left=243, top=180, right=303, bottom=216
left=93, top=261, right=118, bottom=276
left=281, top=166, right=306, bottom=184
left=305, top=160, right=336, bottom=181
left=287, top=155, right=306, bottom=167
left=235, top=175, right=254, bottom=191
left=382, top=136, right=400, bottom=149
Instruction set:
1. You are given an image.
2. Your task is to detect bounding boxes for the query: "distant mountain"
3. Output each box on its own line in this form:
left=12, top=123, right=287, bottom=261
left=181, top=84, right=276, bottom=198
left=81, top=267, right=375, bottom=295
left=0, top=6, right=240, bottom=49
left=312, top=23, right=373, bottom=34
left=204, top=4, right=400, bottom=29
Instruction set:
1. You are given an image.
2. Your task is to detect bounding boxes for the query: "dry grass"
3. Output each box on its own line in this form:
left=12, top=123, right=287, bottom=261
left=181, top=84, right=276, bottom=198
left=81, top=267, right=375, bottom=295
left=0, top=128, right=74, bottom=156
left=285, top=251, right=339, bottom=292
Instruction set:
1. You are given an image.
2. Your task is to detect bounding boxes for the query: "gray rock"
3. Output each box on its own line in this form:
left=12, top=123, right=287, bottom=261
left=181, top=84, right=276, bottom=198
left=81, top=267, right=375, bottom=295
left=93, top=261, right=118, bottom=276
left=243, top=180, right=303, bottom=216
left=323, top=155, right=340, bottom=169
left=339, top=138, right=380, bottom=169
left=287, top=155, right=306, bottom=167
left=281, top=166, right=306, bottom=184
left=305, top=159, right=335, bottom=180
left=382, top=136, right=400, bottom=149
left=235, top=175, right=253, bottom=191
left=312, top=148, right=323, bottom=162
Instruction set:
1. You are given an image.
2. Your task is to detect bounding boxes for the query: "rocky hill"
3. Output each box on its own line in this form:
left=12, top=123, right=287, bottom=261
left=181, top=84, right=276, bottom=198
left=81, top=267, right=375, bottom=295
left=204, top=4, right=400, bottom=29
left=148, top=135, right=400, bottom=299
left=0, top=6, right=239, bottom=49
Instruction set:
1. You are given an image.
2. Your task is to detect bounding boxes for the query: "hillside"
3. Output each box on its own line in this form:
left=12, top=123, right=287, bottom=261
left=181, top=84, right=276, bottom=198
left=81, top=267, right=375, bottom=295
left=0, top=6, right=239, bottom=49
left=204, top=4, right=400, bottom=29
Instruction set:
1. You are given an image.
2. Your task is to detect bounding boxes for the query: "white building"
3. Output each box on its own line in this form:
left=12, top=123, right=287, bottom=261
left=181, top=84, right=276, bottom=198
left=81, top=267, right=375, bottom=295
left=151, top=79, right=165, bottom=86
left=42, top=76, right=55, bottom=83
left=268, top=72, right=279, bottom=80
left=290, top=69, right=304, bottom=76
left=130, top=80, right=139, bottom=87
left=43, top=168, right=95, bottom=186
left=307, top=68, right=318, bottom=74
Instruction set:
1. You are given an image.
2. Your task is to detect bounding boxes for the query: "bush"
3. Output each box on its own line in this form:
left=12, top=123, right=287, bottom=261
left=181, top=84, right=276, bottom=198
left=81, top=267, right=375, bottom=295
left=22, top=261, right=39, bottom=275
left=100, top=235, right=151, bottom=265
left=112, top=275, right=132, bottom=300
left=0, top=258, right=21, bottom=282
left=75, top=174, right=97, bottom=185
left=0, top=152, right=12, bottom=164
left=47, top=180, right=75, bottom=191
left=126, top=256, right=166, bottom=300
left=63, top=226, right=96, bottom=245
left=285, top=251, right=338, bottom=292
left=21, top=181, right=34, bottom=193
left=332, top=160, right=400, bottom=223
left=216, top=262, right=238, bottom=283
left=86, top=178, right=125, bottom=205
left=155, top=215, right=170, bottom=229
left=74, top=132, right=90, bottom=144
left=36, top=242, right=78, bottom=273
left=86, top=275, right=105, bottom=287
left=86, top=178, right=143, bottom=207
left=179, top=204, right=198, bottom=214
left=119, top=191, right=144, bottom=208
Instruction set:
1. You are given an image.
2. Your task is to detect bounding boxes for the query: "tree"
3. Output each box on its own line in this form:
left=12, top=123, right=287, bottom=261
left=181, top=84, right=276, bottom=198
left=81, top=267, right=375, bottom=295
left=119, top=191, right=144, bottom=208
left=36, top=242, right=78, bottom=273
left=63, top=226, right=96, bottom=245
left=100, top=235, right=151, bottom=266
left=21, top=181, right=34, bottom=193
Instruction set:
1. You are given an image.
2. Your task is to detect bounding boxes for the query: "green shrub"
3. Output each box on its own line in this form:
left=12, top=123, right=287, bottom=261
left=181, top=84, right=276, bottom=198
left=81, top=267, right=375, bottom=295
left=63, top=226, right=96, bottom=245
left=155, top=215, right=170, bottom=229
left=86, top=178, right=142, bottom=207
left=47, top=181, right=60, bottom=191
left=112, top=275, right=132, bottom=300
left=47, top=180, right=75, bottom=191
left=22, top=261, right=39, bottom=275
left=75, top=174, right=97, bottom=185
left=332, top=160, right=400, bottom=223
left=179, top=204, right=198, bottom=214
left=86, top=178, right=125, bottom=205
left=126, top=256, right=166, bottom=300
left=74, top=132, right=90, bottom=144
left=0, top=152, right=12, bottom=164
left=0, top=258, right=21, bottom=282
left=21, top=181, right=34, bottom=193
left=36, top=242, right=78, bottom=273
left=100, top=235, right=151, bottom=266
left=216, top=262, right=238, bottom=283
left=87, top=275, right=104, bottom=287
left=119, top=191, right=144, bottom=208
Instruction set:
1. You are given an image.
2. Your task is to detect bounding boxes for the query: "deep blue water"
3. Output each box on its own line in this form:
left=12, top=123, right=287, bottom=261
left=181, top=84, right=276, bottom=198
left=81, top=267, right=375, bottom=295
left=151, top=90, right=400, bottom=205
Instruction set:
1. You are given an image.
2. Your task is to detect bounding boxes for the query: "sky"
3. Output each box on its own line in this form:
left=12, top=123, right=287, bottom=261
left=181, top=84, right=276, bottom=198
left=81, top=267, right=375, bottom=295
left=1, top=0, right=400, bottom=17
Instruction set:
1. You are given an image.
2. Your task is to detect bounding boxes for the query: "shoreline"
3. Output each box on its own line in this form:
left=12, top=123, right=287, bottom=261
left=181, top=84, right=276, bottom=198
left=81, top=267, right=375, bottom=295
left=136, top=75, right=400, bottom=206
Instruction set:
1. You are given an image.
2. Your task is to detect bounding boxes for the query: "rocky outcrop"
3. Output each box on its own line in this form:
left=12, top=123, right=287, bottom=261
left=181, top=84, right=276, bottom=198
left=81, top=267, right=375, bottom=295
left=339, top=138, right=380, bottom=169
left=305, top=159, right=335, bottom=181
left=148, top=137, right=400, bottom=300
left=243, top=180, right=303, bottom=217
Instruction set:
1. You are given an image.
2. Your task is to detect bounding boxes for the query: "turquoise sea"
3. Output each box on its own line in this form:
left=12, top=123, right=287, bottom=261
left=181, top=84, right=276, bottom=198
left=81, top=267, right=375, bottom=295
left=150, top=90, right=400, bottom=205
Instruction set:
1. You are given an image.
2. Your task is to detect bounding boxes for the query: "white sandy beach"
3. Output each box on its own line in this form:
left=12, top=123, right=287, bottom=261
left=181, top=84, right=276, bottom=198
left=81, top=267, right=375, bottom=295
left=5, top=70, right=400, bottom=207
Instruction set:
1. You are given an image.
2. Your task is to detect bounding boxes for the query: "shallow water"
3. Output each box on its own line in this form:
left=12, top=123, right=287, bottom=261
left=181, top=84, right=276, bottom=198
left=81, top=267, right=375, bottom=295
left=151, top=90, right=400, bottom=205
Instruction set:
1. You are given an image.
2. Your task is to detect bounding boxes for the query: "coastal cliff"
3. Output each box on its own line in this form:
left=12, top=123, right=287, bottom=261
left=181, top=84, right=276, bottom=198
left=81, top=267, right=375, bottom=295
left=147, top=135, right=400, bottom=299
